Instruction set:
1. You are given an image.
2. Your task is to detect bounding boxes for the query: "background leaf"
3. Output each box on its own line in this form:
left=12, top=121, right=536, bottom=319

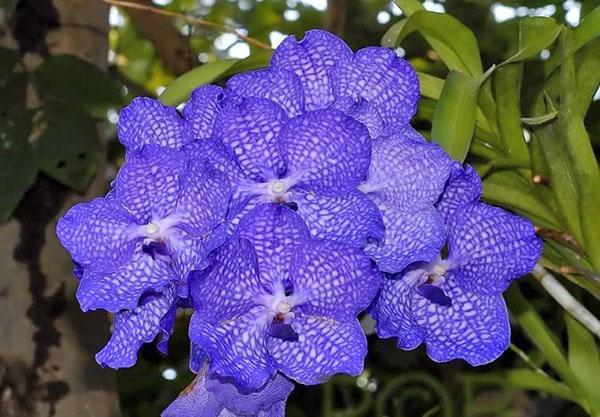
left=33, top=55, right=123, bottom=118
left=383, top=10, right=483, bottom=76
left=0, top=72, right=36, bottom=221
left=431, top=71, right=480, bottom=162
left=34, top=102, right=101, bottom=192
left=159, top=59, right=239, bottom=105
left=502, top=17, right=561, bottom=64
left=566, top=313, right=600, bottom=414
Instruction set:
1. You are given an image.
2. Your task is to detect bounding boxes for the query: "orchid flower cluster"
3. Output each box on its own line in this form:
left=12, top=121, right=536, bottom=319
left=56, top=30, right=542, bottom=416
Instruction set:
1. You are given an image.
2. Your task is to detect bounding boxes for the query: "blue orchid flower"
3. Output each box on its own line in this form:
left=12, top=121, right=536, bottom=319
left=162, top=367, right=293, bottom=417
left=189, top=204, right=381, bottom=389
left=371, top=164, right=543, bottom=365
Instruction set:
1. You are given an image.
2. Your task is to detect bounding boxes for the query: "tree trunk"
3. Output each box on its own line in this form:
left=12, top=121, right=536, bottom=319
left=0, top=1, right=121, bottom=416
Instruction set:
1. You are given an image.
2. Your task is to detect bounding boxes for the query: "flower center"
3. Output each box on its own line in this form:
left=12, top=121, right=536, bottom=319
left=276, top=301, right=291, bottom=314
left=145, top=222, right=160, bottom=235
left=271, top=180, right=286, bottom=194
left=432, top=264, right=447, bottom=276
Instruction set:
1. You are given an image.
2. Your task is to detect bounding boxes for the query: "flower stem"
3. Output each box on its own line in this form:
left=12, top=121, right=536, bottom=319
left=532, top=264, right=600, bottom=339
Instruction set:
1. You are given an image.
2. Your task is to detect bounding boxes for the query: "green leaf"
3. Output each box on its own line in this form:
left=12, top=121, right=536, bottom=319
left=502, top=17, right=562, bottom=65
left=383, top=10, right=482, bottom=76
left=34, top=102, right=101, bottom=192
left=431, top=71, right=480, bottom=162
left=530, top=87, right=584, bottom=245
left=160, top=50, right=273, bottom=106
left=566, top=313, right=600, bottom=413
left=159, top=59, right=239, bottom=105
left=506, top=285, right=588, bottom=407
left=545, top=5, right=600, bottom=73
left=392, top=0, right=425, bottom=15
left=0, top=73, right=36, bottom=221
left=417, top=71, right=444, bottom=100
left=33, top=55, right=123, bottom=118
left=503, top=369, right=575, bottom=402
left=390, top=0, right=467, bottom=76
left=482, top=170, right=561, bottom=229
left=220, top=48, right=273, bottom=79
left=575, top=39, right=600, bottom=116
left=558, top=28, right=600, bottom=271
left=493, top=64, right=530, bottom=166
left=0, top=47, right=20, bottom=83
left=521, top=111, right=558, bottom=125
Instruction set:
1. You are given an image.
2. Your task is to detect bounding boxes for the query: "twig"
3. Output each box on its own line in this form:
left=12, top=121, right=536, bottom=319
left=101, top=0, right=272, bottom=50
left=532, top=263, right=600, bottom=339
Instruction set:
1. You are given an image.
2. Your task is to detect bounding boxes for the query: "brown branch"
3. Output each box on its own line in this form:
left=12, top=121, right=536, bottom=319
left=114, top=0, right=195, bottom=76
left=102, top=0, right=271, bottom=50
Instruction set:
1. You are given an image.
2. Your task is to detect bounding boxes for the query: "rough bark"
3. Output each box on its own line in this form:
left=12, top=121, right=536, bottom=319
left=0, top=1, right=121, bottom=416
left=123, top=0, right=195, bottom=76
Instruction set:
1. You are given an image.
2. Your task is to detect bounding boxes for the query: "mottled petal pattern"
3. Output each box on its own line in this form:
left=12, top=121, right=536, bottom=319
left=414, top=274, right=511, bottom=366
left=77, top=250, right=176, bottom=312
left=371, top=273, right=426, bottom=350
left=161, top=372, right=222, bottom=417
left=448, top=203, right=542, bottom=295
left=115, top=145, right=186, bottom=222
left=183, top=85, right=224, bottom=139
left=362, top=137, right=452, bottom=210
left=331, top=96, right=384, bottom=139
left=278, top=109, right=371, bottom=196
left=271, top=30, right=352, bottom=110
left=190, top=239, right=262, bottom=322
left=435, top=163, right=482, bottom=225
left=190, top=307, right=275, bottom=389
left=291, top=239, right=381, bottom=320
left=174, top=159, right=231, bottom=235
left=118, top=97, right=190, bottom=151
left=215, top=97, right=288, bottom=181
left=234, top=204, right=309, bottom=286
left=268, top=314, right=366, bottom=385
left=366, top=205, right=446, bottom=273
left=332, top=47, right=420, bottom=127
left=226, top=68, right=305, bottom=117
left=189, top=343, right=208, bottom=374
left=96, top=284, right=176, bottom=368
left=56, top=198, right=140, bottom=272
left=207, top=372, right=294, bottom=416
left=183, top=137, right=245, bottom=183
left=294, top=189, right=384, bottom=246
left=167, top=226, right=227, bottom=281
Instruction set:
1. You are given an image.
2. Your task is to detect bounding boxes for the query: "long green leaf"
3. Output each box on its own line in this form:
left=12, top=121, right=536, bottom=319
left=390, top=0, right=463, bottom=72
left=431, top=71, right=480, bottom=162
left=391, top=0, right=497, bottom=124
left=384, top=10, right=482, bottom=76
left=558, top=28, right=600, bottom=271
left=506, top=285, right=587, bottom=407
left=530, top=96, right=584, bottom=244
left=159, top=59, right=239, bottom=105
left=504, top=369, right=575, bottom=402
left=575, top=38, right=600, bottom=116
left=566, top=313, right=600, bottom=413
left=482, top=170, right=562, bottom=229
left=545, top=5, right=600, bottom=73
left=502, top=17, right=561, bottom=65
left=494, top=64, right=530, bottom=166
